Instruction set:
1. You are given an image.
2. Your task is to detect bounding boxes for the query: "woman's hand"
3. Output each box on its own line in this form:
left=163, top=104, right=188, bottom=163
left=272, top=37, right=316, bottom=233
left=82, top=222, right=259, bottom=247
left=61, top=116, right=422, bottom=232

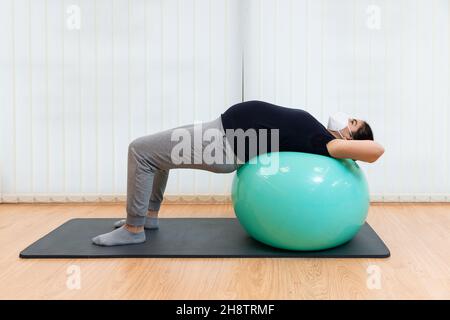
left=326, top=139, right=385, bottom=163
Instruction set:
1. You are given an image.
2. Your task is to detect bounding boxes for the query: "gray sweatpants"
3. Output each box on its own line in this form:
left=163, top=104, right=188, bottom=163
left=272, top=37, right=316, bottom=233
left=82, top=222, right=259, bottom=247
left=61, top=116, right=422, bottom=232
left=126, top=116, right=239, bottom=226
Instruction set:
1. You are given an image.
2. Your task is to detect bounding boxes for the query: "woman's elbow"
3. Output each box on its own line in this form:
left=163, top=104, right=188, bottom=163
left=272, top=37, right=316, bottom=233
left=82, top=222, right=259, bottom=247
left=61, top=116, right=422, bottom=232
left=367, top=145, right=385, bottom=163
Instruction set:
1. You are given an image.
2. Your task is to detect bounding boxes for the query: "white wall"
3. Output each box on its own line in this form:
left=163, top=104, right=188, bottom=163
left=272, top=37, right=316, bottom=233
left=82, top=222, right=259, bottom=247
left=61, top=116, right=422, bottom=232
left=1, top=0, right=449, bottom=203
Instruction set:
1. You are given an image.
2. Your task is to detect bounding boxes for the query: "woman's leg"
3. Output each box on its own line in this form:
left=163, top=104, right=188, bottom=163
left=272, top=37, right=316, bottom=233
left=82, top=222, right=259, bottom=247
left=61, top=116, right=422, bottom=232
left=92, top=135, right=168, bottom=245
left=124, top=136, right=168, bottom=227
left=113, top=169, right=169, bottom=229
left=113, top=169, right=168, bottom=230
left=148, top=169, right=169, bottom=211
left=92, top=116, right=237, bottom=246
left=93, top=126, right=181, bottom=246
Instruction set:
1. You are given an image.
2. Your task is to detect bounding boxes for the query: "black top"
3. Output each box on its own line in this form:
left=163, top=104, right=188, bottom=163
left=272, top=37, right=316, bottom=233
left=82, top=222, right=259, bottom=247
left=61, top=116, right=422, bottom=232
left=220, top=100, right=335, bottom=162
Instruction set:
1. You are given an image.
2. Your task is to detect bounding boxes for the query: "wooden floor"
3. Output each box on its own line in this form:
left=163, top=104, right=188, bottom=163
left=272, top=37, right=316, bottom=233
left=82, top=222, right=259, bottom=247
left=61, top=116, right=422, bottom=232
left=0, top=202, right=449, bottom=299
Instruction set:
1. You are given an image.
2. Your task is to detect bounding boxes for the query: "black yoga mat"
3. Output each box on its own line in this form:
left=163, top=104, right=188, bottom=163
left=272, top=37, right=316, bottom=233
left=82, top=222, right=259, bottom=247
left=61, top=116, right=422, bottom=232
left=20, top=218, right=390, bottom=259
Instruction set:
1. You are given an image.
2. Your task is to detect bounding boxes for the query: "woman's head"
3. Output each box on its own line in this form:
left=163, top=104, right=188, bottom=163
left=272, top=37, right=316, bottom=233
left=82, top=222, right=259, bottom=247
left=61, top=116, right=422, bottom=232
left=326, top=111, right=374, bottom=140
left=347, top=118, right=374, bottom=140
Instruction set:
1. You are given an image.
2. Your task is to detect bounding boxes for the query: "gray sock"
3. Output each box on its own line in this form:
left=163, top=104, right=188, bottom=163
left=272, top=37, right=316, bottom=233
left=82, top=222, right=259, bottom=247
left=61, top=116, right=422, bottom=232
left=113, top=217, right=159, bottom=230
left=92, top=225, right=146, bottom=246
left=115, top=210, right=159, bottom=229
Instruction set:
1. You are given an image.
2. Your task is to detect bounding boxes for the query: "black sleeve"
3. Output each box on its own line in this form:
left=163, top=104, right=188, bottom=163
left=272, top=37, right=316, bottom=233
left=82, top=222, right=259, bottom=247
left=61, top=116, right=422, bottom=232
left=311, top=133, right=335, bottom=157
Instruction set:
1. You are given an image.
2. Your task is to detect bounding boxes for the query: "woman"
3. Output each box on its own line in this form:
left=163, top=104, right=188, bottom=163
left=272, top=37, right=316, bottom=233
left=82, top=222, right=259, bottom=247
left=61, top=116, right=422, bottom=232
left=92, top=100, right=384, bottom=246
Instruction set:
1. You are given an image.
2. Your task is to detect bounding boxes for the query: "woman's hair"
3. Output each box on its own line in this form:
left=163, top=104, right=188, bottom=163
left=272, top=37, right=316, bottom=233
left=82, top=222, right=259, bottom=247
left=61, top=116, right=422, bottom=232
left=353, top=121, right=374, bottom=141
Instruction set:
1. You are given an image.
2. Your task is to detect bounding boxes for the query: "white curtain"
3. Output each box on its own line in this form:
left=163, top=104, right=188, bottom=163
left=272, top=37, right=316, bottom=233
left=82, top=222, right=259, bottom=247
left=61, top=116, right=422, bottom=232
left=242, top=0, right=449, bottom=201
left=0, top=0, right=243, bottom=202
left=1, top=0, right=449, bottom=202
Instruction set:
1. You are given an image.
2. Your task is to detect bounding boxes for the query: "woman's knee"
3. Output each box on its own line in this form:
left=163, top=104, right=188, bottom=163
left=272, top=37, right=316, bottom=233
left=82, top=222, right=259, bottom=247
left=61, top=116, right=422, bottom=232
left=128, top=134, right=169, bottom=170
left=128, top=135, right=155, bottom=160
left=128, top=137, right=143, bottom=155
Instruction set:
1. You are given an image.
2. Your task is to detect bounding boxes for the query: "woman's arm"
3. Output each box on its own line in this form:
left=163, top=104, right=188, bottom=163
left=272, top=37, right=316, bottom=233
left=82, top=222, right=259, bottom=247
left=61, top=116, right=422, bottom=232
left=326, top=139, right=385, bottom=163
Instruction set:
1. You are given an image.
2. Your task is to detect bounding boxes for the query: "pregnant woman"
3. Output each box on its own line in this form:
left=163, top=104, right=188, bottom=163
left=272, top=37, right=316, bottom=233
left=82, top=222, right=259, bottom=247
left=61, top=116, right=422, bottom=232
left=92, top=100, right=384, bottom=246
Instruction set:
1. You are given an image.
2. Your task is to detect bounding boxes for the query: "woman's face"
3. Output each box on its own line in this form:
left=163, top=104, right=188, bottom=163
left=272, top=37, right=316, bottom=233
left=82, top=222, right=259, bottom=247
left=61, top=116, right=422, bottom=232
left=345, top=118, right=364, bottom=139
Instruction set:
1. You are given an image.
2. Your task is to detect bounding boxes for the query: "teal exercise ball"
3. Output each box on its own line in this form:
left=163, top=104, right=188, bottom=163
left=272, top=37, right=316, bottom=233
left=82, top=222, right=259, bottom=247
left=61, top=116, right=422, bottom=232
left=231, top=152, right=370, bottom=251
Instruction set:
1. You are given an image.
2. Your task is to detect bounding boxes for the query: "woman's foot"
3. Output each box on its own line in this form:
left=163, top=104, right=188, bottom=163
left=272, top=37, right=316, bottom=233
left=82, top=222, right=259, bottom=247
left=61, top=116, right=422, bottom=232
left=114, top=210, right=159, bottom=230
left=92, top=225, right=146, bottom=246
